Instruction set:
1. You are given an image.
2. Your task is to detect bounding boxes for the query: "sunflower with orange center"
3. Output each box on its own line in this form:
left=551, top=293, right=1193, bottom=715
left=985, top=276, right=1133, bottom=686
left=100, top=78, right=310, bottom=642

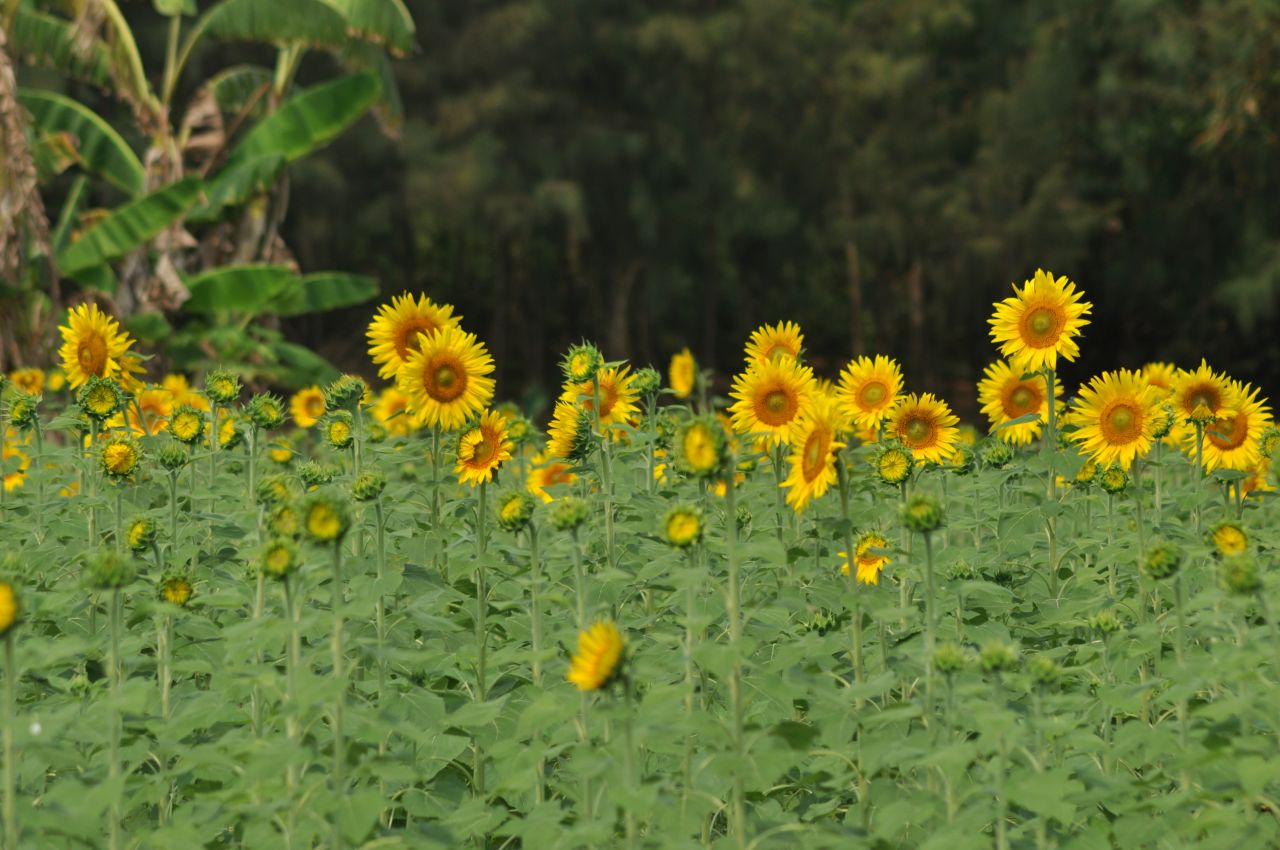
left=1198, top=381, right=1271, bottom=472
left=8, top=368, right=44, bottom=396
left=728, top=358, right=816, bottom=447
left=527, top=452, right=578, bottom=502
left=887, top=393, right=959, bottom=464
left=977, top=360, right=1062, bottom=446
left=290, top=386, right=326, bottom=428
left=840, top=531, right=891, bottom=585
left=366, top=292, right=461, bottom=380
left=127, top=387, right=174, bottom=436
left=397, top=325, right=495, bottom=431
left=744, top=321, right=804, bottom=366
left=372, top=386, right=416, bottom=437
left=988, top=269, right=1092, bottom=373
left=562, top=365, right=640, bottom=430
left=782, top=393, right=848, bottom=512
left=57, top=303, right=135, bottom=389
left=454, top=410, right=513, bottom=487
left=1068, top=369, right=1160, bottom=471
left=836, top=355, right=902, bottom=431
left=1170, top=359, right=1232, bottom=424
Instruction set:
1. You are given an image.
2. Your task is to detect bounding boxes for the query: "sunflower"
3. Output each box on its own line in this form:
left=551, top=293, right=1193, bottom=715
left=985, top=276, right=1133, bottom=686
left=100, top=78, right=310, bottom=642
left=324, top=412, right=354, bottom=450
left=887, top=393, right=960, bottom=464
left=988, top=269, right=1092, bottom=372
left=673, top=416, right=729, bottom=479
left=728, top=358, right=816, bottom=447
left=496, top=491, right=534, bottom=533
left=840, top=531, right=891, bottom=585
left=567, top=621, right=625, bottom=691
left=303, top=492, right=350, bottom=544
left=546, top=399, right=594, bottom=462
left=837, top=355, right=903, bottom=430
left=99, top=436, right=141, bottom=479
left=977, top=360, right=1061, bottom=446
left=744, top=321, right=804, bottom=366
left=58, top=303, right=134, bottom=388
left=2, top=431, right=29, bottom=493
left=1068, top=369, right=1160, bottom=471
left=373, top=386, right=416, bottom=437
left=455, top=410, right=513, bottom=487
left=78, top=376, right=125, bottom=421
left=1211, top=522, right=1248, bottom=557
left=561, top=342, right=604, bottom=384
left=160, top=575, right=194, bottom=607
left=1171, top=360, right=1232, bottom=424
left=162, top=374, right=210, bottom=411
left=528, top=455, right=577, bottom=502
left=1199, top=381, right=1271, bottom=472
left=8, top=368, right=44, bottom=396
left=1142, top=362, right=1178, bottom=394
left=128, top=387, right=173, bottom=436
left=0, top=582, right=17, bottom=635
left=664, top=504, right=702, bottom=548
left=127, top=517, right=156, bottom=552
left=398, top=325, right=495, bottom=431
left=562, top=365, right=639, bottom=429
left=261, top=539, right=299, bottom=578
left=782, top=394, right=848, bottom=512
left=290, top=386, right=326, bottom=428
left=366, top=292, right=461, bottom=380
left=168, top=405, right=206, bottom=445
left=875, top=442, right=914, bottom=485
left=669, top=348, right=697, bottom=399
left=1242, top=459, right=1275, bottom=498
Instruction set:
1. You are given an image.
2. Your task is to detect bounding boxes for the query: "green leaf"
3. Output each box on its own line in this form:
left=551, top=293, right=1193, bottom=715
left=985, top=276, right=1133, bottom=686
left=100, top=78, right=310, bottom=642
left=274, top=341, right=340, bottom=387
left=17, top=90, right=146, bottom=196
left=271, top=273, right=379, bottom=316
left=51, top=177, right=91, bottom=256
left=187, top=154, right=287, bottom=223
left=8, top=8, right=114, bottom=89
left=182, top=265, right=296, bottom=314
left=199, top=0, right=351, bottom=49
left=56, top=177, right=202, bottom=275
left=226, top=72, right=381, bottom=166
left=992, top=411, right=1042, bottom=433
left=317, top=0, right=416, bottom=53
left=153, top=0, right=197, bottom=14
left=204, top=65, right=274, bottom=117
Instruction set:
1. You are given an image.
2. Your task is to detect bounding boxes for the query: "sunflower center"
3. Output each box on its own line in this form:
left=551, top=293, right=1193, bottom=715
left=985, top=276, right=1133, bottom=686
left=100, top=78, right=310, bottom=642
left=469, top=436, right=494, bottom=464
left=765, top=343, right=793, bottom=362
left=757, top=387, right=797, bottom=426
left=1189, top=388, right=1220, bottom=412
left=78, top=333, right=108, bottom=376
left=427, top=356, right=467, bottom=402
left=683, top=426, right=715, bottom=469
left=802, top=430, right=829, bottom=480
left=904, top=416, right=935, bottom=447
left=1207, top=413, right=1248, bottom=450
left=1007, top=383, right=1041, bottom=416
left=859, top=382, right=887, bottom=407
left=1100, top=402, right=1142, bottom=445
left=1021, top=305, right=1064, bottom=346
left=395, top=319, right=438, bottom=359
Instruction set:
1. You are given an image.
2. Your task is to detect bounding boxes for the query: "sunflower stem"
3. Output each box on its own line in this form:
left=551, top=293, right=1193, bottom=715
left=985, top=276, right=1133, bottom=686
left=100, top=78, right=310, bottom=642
left=330, top=543, right=346, bottom=850
left=836, top=458, right=864, bottom=701
left=622, top=673, right=639, bottom=850
left=113, top=488, right=123, bottom=553
left=108, top=587, right=122, bottom=850
left=430, top=425, right=442, bottom=569
left=1193, top=423, right=1205, bottom=534
left=374, top=498, right=388, bottom=707
left=922, top=531, right=937, bottom=723
left=571, top=528, right=589, bottom=632
left=681, top=545, right=697, bottom=823
left=992, top=674, right=1009, bottom=850
left=283, top=576, right=301, bottom=793
left=723, top=452, right=747, bottom=849
left=87, top=420, right=98, bottom=544
left=3, top=632, right=17, bottom=850
left=472, top=482, right=489, bottom=803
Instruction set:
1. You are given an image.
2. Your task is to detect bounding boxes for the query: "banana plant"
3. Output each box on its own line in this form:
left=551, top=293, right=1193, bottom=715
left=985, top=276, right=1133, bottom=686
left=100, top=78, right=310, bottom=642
left=1, top=0, right=413, bottom=382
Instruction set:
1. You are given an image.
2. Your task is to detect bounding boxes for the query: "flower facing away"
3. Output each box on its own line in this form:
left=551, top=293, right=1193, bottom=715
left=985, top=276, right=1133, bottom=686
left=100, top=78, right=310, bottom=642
left=324, top=374, right=369, bottom=412
left=887, top=393, right=960, bottom=464
left=546, top=399, right=594, bottom=463
left=58, top=303, right=134, bottom=388
left=744, top=321, right=804, bottom=366
left=352, top=471, right=387, bottom=503
left=568, top=621, right=625, bottom=691
left=497, top=491, right=535, bottom=533
left=901, top=494, right=944, bottom=535
left=303, top=492, right=350, bottom=544
left=455, top=410, right=514, bottom=487
left=1211, top=522, right=1248, bottom=557
left=782, top=393, right=847, bottom=512
left=728, top=358, right=817, bottom=447
left=988, top=269, right=1092, bottom=372
left=840, top=531, right=891, bottom=585
left=366, top=292, right=461, bottom=380
left=1068, top=370, right=1160, bottom=471
left=837, top=355, right=903, bottom=431
left=1199, top=381, right=1271, bottom=472
left=674, top=416, right=729, bottom=479
left=0, top=582, right=19, bottom=635
left=977, top=359, right=1061, bottom=445
left=550, top=496, right=590, bottom=532
left=669, top=348, right=697, bottom=399
left=290, top=386, right=326, bottom=429
left=397, top=325, right=496, bottom=431
left=663, top=504, right=702, bottom=548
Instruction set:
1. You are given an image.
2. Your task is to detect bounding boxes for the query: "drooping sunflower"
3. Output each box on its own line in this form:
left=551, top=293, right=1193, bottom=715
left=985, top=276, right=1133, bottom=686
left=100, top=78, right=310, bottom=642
left=887, top=393, right=960, bottom=464
left=58, top=303, right=135, bottom=388
left=782, top=394, right=848, bottom=512
left=455, top=410, right=514, bottom=487
left=527, top=453, right=577, bottom=502
left=1199, top=381, right=1271, bottom=472
left=1170, top=359, right=1232, bottom=424
left=728, top=358, right=816, bottom=447
left=837, top=355, right=903, bottom=430
left=366, top=292, right=461, bottom=380
left=128, top=387, right=174, bottom=436
left=669, top=348, right=697, bottom=399
left=397, top=325, right=496, bottom=431
left=567, top=621, right=625, bottom=691
left=744, top=321, right=804, bottom=366
left=290, top=386, right=326, bottom=429
left=840, top=531, right=891, bottom=585
left=988, top=269, right=1092, bottom=372
left=976, top=360, right=1062, bottom=446
left=1068, top=369, right=1160, bottom=471
left=562, top=365, right=639, bottom=430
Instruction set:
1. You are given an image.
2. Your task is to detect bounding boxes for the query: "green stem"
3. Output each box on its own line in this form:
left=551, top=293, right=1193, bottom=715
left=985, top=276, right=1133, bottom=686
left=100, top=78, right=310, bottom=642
left=114, top=489, right=123, bottom=553
left=723, top=455, right=747, bottom=849
left=572, top=530, right=588, bottom=632
left=472, top=483, right=489, bottom=800
left=992, top=675, right=1009, bottom=850
left=375, top=499, right=387, bottom=705
left=923, top=532, right=937, bottom=721
left=108, top=588, right=122, bottom=850
left=622, top=675, right=639, bottom=850
left=283, top=577, right=301, bottom=794
left=529, top=524, right=543, bottom=688
left=837, top=458, right=864, bottom=699
left=3, top=633, right=16, bottom=850
left=330, top=545, right=345, bottom=850
left=430, top=426, right=441, bottom=569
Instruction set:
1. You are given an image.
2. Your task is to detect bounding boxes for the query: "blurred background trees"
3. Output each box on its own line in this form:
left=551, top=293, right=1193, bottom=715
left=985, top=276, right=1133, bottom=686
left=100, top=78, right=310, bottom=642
left=8, top=0, right=1280, bottom=417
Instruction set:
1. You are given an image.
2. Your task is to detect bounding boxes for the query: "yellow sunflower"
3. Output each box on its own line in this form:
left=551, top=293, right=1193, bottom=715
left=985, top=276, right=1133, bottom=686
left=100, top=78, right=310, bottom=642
left=1199, top=381, right=1271, bottom=472
left=397, top=325, right=495, bottom=431
left=744, top=321, right=804, bottom=366
left=840, top=531, right=891, bottom=585
left=669, top=347, right=697, bottom=399
left=1067, top=369, right=1160, bottom=471
left=8, top=368, right=44, bottom=396
left=728, top=358, right=817, bottom=447
left=1142, top=362, right=1178, bottom=395
left=545, top=399, right=593, bottom=461
left=162, top=374, right=210, bottom=411
left=1242, top=459, right=1274, bottom=498
left=372, top=386, right=416, bottom=437
left=988, top=269, right=1092, bottom=372
left=782, top=394, right=848, bottom=512
left=2, top=430, right=30, bottom=493
left=455, top=410, right=514, bottom=487
left=837, top=355, right=903, bottom=430
left=1171, top=359, right=1232, bottom=423
left=567, top=621, right=625, bottom=691
left=127, top=387, right=174, bottom=436
left=290, top=386, right=326, bottom=428
left=366, top=292, right=461, bottom=380
left=57, top=303, right=135, bottom=388
left=562, top=365, right=640, bottom=430
left=887, top=393, right=960, bottom=464
left=527, top=453, right=577, bottom=502
left=976, top=360, right=1062, bottom=446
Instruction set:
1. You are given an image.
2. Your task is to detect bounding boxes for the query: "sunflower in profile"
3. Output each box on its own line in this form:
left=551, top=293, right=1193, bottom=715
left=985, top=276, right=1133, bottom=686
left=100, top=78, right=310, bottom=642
left=840, top=531, right=891, bottom=585
left=1199, top=381, right=1271, bottom=472
left=669, top=348, right=697, bottom=399
left=373, top=386, right=416, bottom=437
left=562, top=365, right=639, bottom=430
left=887, top=393, right=959, bottom=464
left=673, top=416, right=729, bottom=479
left=744, top=321, right=804, bottom=366
left=290, top=386, right=326, bottom=428
left=837, top=355, right=903, bottom=431
left=398, top=325, right=495, bottom=431
left=545, top=399, right=594, bottom=462
left=455, top=410, right=514, bottom=487
left=728, top=358, right=816, bottom=446
left=988, top=269, right=1092, bottom=373
left=366, top=292, right=461, bottom=380
left=1171, top=359, right=1232, bottom=424
left=527, top=453, right=577, bottom=502
left=782, top=394, right=848, bottom=512
left=567, top=621, right=625, bottom=691
left=1067, top=369, right=1160, bottom=471
left=977, top=360, right=1061, bottom=446
left=58, top=303, right=135, bottom=389
left=127, top=387, right=174, bottom=436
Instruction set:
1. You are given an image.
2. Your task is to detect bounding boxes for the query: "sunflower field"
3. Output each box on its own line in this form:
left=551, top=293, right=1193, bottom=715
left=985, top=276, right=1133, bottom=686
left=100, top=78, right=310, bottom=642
left=0, top=270, right=1278, bottom=850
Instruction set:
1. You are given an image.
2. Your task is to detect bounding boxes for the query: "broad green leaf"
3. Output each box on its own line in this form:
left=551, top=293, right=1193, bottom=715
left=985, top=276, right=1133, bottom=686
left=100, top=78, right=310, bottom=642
left=152, top=0, right=196, bottom=15
left=57, top=177, right=202, bottom=275
left=8, top=8, right=113, bottom=89
left=332, top=41, right=405, bottom=133
left=17, top=90, right=146, bottom=196
left=992, top=411, right=1041, bottom=433
left=274, top=341, right=340, bottom=387
left=52, top=177, right=91, bottom=256
left=318, top=0, right=416, bottom=53
left=204, top=65, right=273, bottom=117
left=182, top=265, right=296, bottom=314
left=187, top=154, right=287, bottom=222
left=198, top=0, right=351, bottom=49
left=271, top=273, right=379, bottom=316
left=226, top=72, right=381, bottom=166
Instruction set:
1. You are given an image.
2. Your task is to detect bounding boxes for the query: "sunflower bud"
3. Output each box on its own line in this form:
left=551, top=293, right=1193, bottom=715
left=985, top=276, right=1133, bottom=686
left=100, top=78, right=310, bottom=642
left=7, top=392, right=39, bottom=431
left=303, top=491, right=350, bottom=544
left=1075, top=459, right=1098, bottom=487
left=204, top=370, right=241, bottom=406
left=168, top=405, right=207, bottom=445
left=159, top=573, right=194, bottom=607
left=901, top=494, right=944, bottom=534
left=217, top=414, right=243, bottom=450
left=1190, top=403, right=1215, bottom=425
left=157, top=440, right=188, bottom=471
left=1210, top=521, right=1248, bottom=557
left=257, top=474, right=295, bottom=507
left=260, top=539, right=300, bottom=579
left=561, top=342, right=603, bottom=384
left=736, top=505, right=753, bottom=533
left=1088, top=609, right=1122, bottom=635
left=1219, top=554, right=1261, bottom=596
left=1141, top=542, right=1184, bottom=580
left=99, top=436, right=142, bottom=480
left=1028, top=655, right=1061, bottom=687
left=551, top=496, right=590, bottom=532
left=496, top=491, right=534, bottom=534
left=324, top=411, right=355, bottom=450
left=324, top=374, right=369, bottom=412
left=674, top=416, right=729, bottom=479
left=981, top=441, right=1014, bottom=469
left=1098, top=466, right=1129, bottom=495
left=1261, top=426, right=1280, bottom=461
left=1150, top=403, right=1176, bottom=440
left=632, top=366, right=662, bottom=398
left=352, top=471, right=387, bottom=503
left=934, top=643, right=969, bottom=675
left=269, top=503, right=301, bottom=539
left=85, top=550, right=137, bottom=590
left=949, top=447, right=975, bottom=476
left=298, top=460, right=338, bottom=488
left=875, top=442, right=915, bottom=485
left=267, top=439, right=295, bottom=465
left=663, top=503, right=702, bottom=548
left=126, top=517, right=156, bottom=553
left=78, top=376, right=125, bottom=422
left=247, top=393, right=286, bottom=430
left=979, top=641, right=1020, bottom=673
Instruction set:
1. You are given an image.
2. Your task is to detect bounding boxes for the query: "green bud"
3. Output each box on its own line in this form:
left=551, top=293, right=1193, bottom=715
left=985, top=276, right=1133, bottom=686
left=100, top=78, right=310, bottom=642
left=632, top=366, right=662, bottom=398
left=1141, top=541, right=1184, bottom=580
left=260, top=539, right=300, bottom=579
left=901, top=494, right=944, bottom=535
left=257, top=473, right=296, bottom=507
left=1028, top=655, right=1060, bottom=687
left=1088, top=610, right=1122, bottom=635
left=550, top=496, right=590, bottom=532
left=324, top=374, right=368, bottom=412
left=302, top=490, right=350, bottom=544
left=247, top=393, right=286, bottom=430
left=1219, top=554, right=1261, bottom=596
left=85, top=550, right=137, bottom=590
left=352, top=471, right=387, bottom=503
left=157, top=440, right=188, bottom=471
left=204, top=369, right=241, bottom=405
left=979, top=641, right=1020, bottom=673
left=1099, top=466, right=1130, bottom=495
left=561, top=342, right=603, bottom=384
left=298, top=460, right=338, bottom=488
left=934, top=643, right=969, bottom=675
left=7, top=392, right=39, bottom=431
left=982, top=441, right=1014, bottom=469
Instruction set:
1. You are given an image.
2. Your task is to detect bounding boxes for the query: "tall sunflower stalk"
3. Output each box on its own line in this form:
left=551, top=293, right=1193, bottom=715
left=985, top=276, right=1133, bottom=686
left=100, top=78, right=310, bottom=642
left=722, top=453, right=747, bottom=848
left=3, top=631, right=17, bottom=850
left=471, top=481, right=490, bottom=799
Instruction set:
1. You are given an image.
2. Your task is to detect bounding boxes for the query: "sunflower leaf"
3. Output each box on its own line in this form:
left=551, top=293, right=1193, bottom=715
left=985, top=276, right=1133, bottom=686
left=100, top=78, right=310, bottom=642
left=991, top=412, right=1042, bottom=432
